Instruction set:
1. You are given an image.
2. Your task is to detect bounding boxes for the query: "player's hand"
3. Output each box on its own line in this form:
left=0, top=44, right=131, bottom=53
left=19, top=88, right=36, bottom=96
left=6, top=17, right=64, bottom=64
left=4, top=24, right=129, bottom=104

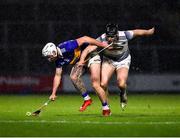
left=102, top=42, right=108, bottom=47
left=148, top=27, right=155, bottom=35
left=49, top=94, right=57, bottom=101
left=107, top=42, right=114, bottom=50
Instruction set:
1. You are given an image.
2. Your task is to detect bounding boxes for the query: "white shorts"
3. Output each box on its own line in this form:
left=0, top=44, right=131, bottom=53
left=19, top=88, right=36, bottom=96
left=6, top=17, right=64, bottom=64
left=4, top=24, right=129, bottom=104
left=103, top=55, right=131, bottom=70
left=87, top=55, right=101, bottom=67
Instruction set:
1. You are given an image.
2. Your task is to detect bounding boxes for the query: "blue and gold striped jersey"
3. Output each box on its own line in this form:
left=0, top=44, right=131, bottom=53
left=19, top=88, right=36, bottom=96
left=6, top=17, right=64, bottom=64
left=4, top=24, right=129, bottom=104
left=55, top=40, right=88, bottom=68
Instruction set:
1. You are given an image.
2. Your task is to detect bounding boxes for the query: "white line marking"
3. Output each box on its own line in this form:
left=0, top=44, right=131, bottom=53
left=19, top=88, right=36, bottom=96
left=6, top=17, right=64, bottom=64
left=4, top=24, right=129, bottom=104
left=0, top=120, right=180, bottom=125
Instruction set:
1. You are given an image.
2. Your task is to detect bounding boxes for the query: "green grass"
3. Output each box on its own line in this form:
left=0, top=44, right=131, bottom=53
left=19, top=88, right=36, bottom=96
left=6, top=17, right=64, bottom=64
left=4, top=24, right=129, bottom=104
left=0, top=94, right=180, bottom=137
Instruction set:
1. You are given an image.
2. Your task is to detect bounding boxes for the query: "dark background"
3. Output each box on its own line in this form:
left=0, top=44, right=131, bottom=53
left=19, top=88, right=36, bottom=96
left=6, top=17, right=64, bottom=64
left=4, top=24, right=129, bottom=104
left=0, top=0, right=180, bottom=76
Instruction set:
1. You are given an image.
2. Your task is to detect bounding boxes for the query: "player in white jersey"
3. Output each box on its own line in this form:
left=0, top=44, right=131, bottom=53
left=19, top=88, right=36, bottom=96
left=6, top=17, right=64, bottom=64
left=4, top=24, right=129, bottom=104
left=78, top=23, right=155, bottom=110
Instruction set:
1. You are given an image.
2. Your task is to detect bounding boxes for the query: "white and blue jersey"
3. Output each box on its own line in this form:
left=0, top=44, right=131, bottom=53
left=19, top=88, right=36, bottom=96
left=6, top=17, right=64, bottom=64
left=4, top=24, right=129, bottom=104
left=55, top=40, right=88, bottom=68
left=97, top=31, right=134, bottom=62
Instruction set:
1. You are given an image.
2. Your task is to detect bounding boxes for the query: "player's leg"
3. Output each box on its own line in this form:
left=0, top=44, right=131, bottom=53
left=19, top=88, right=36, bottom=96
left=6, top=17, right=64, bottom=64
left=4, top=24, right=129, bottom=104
left=70, top=64, right=92, bottom=111
left=100, top=59, right=115, bottom=116
left=89, top=56, right=111, bottom=116
left=116, top=67, right=129, bottom=109
left=115, top=55, right=131, bottom=109
left=101, top=58, right=115, bottom=91
left=101, top=58, right=115, bottom=103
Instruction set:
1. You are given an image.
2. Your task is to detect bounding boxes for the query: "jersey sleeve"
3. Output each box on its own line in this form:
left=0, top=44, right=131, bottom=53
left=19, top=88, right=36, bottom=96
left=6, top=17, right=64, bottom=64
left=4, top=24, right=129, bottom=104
left=59, top=40, right=79, bottom=53
left=124, top=31, right=134, bottom=40
left=55, top=60, right=63, bottom=68
left=96, top=37, right=101, bottom=41
left=55, top=58, right=69, bottom=68
left=97, top=33, right=106, bottom=42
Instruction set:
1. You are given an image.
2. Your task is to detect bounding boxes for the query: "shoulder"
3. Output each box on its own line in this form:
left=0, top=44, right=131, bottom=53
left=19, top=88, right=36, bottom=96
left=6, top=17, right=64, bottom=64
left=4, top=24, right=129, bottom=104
left=117, top=30, right=131, bottom=35
left=59, top=40, right=77, bottom=46
left=59, top=40, right=78, bottom=51
left=118, top=31, right=134, bottom=40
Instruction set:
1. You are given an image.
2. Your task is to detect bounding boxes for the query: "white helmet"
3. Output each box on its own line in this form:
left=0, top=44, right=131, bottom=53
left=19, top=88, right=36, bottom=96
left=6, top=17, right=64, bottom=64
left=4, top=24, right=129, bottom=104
left=42, top=42, right=57, bottom=57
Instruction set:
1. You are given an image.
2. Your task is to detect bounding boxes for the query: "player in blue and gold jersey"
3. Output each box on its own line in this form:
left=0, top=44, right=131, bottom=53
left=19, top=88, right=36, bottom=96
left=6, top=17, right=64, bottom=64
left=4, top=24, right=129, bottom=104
left=42, top=36, right=108, bottom=114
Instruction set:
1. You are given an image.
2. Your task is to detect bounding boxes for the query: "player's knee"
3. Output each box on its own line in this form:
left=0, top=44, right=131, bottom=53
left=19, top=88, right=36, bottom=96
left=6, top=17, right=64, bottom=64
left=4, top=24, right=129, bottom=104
left=92, top=82, right=100, bottom=90
left=101, top=82, right=108, bottom=89
left=70, top=75, right=78, bottom=83
left=91, top=78, right=99, bottom=89
left=117, top=80, right=126, bottom=89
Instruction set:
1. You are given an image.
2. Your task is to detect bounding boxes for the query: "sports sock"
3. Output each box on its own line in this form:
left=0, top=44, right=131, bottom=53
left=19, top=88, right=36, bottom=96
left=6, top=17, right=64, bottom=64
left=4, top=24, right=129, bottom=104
left=105, top=88, right=109, bottom=103
left=120, top=87, right=126, bottom=94
left=102, top=102, right=110, bottom=110
left=82, top=92, right=91, bottom=101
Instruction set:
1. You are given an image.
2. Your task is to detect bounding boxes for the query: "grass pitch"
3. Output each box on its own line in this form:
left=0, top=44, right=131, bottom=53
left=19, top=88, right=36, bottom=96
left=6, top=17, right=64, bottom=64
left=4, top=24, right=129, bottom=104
left=0, top=94, right=180, bottom=137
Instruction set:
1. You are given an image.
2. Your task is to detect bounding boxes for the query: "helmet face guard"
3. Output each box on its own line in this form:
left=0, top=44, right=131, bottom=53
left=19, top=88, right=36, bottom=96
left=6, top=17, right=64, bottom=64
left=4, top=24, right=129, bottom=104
left=42, top=42, right=63, bottom=62
left=105, top=23, right=118, bottom=38
left=42, top=42, right=57, bottom=57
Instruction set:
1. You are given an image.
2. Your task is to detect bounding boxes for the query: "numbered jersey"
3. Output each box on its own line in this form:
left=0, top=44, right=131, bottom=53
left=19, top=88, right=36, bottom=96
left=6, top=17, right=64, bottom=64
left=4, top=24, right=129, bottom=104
left=97, top=31, right=134, bottom=61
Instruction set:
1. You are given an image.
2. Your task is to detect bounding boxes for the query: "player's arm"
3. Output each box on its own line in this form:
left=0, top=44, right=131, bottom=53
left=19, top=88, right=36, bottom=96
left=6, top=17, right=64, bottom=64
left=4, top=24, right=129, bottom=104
left=76, top=36, right=107, bottom=48
left=78, top=45, right=98, bottom=65
left=49, top=67, right=62, bottom=101
left=132, top=27, right=155, bottom=37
